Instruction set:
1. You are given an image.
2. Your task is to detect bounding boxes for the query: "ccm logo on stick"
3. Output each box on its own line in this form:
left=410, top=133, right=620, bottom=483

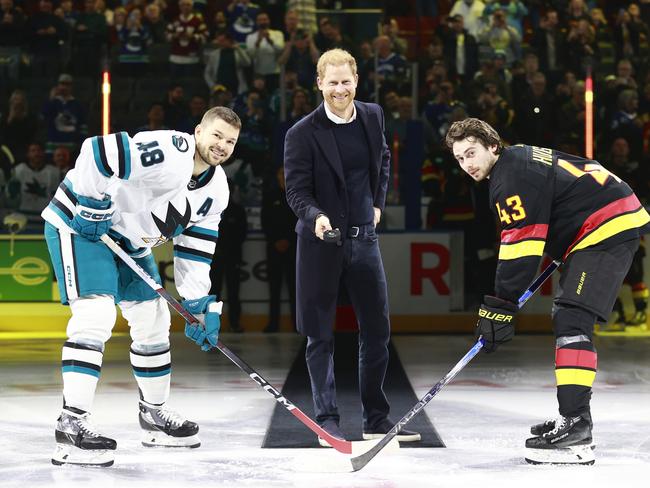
left=249, top=373, right=294, bottom=410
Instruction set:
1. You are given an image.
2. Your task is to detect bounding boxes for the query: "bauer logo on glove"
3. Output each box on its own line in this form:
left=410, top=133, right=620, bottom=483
left=476, top=295, right=518, bottom=353
left=478, top=308, right=514, bottom=322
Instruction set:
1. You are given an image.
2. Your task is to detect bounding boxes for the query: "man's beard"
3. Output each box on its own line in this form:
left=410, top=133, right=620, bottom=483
left=328, top=93, right=352, bottom=110
left=198, top=143, right=221, bottom=166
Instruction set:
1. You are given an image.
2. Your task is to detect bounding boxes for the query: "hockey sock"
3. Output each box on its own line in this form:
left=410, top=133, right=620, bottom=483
left=130, top=343, right=171, bottom=405
left=61, top=340, right=104, bottom=412
left=555, top=336, right=597, bottom=417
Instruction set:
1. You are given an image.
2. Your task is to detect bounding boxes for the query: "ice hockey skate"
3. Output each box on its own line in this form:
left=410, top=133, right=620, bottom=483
left=525, top=415, right=595, bottom=465
left=51, top=408, right=117, bottom=467
left=139, top=401, right=200, bottom=448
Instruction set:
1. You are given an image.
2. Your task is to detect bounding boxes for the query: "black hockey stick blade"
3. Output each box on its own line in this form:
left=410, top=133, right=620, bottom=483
left=351, top=339, right=484, bottom=471
left=350, top=258, right=561, bottom=471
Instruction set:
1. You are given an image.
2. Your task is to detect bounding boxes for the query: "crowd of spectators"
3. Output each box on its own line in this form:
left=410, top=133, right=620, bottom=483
left=2, top=0, right=650, bottom=304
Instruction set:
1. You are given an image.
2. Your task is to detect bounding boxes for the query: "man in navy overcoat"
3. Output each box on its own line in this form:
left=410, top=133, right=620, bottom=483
left=284, top=48, right=420, bottom=445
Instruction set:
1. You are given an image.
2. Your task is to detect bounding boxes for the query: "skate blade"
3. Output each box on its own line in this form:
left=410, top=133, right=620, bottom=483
left=51, top=443, right=114, bottom=467
left=525, top=444, right=595, bottom=465
left=141, top=431, right=201, bottom=448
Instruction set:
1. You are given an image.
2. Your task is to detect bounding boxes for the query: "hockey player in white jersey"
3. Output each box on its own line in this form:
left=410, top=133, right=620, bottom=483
left=41, top=107, right=241, bottom=467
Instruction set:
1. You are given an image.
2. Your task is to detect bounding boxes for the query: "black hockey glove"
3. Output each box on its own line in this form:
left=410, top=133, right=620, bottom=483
left=475, top=296, right=517, bottom=353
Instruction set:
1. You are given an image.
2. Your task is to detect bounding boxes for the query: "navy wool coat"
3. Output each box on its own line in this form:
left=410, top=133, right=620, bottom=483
left=283, top=100, right=390, bottom=338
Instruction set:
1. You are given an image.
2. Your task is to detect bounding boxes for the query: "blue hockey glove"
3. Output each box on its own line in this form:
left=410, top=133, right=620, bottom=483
left=182, top=295, right=222, bottom=351
left=476, top=295, right=517, bottom=353
left=71, top=195, right=114, bottom=242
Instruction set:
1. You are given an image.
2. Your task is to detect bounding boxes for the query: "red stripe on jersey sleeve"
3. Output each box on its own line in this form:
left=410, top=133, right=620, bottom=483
left=501, top=224, right=549, bottom=244
left=555, top=348, right=598, bottom=370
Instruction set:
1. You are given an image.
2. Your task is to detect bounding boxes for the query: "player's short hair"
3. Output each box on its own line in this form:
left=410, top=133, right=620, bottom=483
left=445, top=118, right=503, bottom=154
left=200, top=106, right=241, bottom=130
left=317, top=48, right=357, bottom=80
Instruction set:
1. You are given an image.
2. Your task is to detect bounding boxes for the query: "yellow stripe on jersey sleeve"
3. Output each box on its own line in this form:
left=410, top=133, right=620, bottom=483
left=555, top=368, right=596, bottom=387
left=498, top=240, right=545, bottom=260
left=570, top=208, right=650, bottom=254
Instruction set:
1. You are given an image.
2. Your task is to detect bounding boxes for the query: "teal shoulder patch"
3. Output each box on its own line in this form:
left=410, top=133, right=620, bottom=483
left=172, top=135, right=189, bottom=153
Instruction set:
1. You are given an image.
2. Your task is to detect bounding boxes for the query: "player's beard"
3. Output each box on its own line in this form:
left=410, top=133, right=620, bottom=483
left=197, top=141, right=227, bottom=167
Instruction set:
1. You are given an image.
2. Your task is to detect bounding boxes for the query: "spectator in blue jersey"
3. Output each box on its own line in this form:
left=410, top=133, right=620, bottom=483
left=373, top=35, right=409, bottom=95
left=237, top=89, right=275, bottom=178
left=609, top=89, right=643, bottom=161
left=115, top=8, right=151, bottom=77
left=422, top=80, right=462, bottom=145
left=42, top=74, right=88, bottom=158
left=226, top=0, right=259, bottom=44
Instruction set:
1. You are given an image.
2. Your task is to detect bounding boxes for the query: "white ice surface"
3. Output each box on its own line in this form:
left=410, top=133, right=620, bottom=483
left=1, top=334, right=649, bottom=488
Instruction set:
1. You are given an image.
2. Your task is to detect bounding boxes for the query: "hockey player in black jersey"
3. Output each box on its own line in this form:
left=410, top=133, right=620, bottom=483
left=445, top=118, right=650, bottom=465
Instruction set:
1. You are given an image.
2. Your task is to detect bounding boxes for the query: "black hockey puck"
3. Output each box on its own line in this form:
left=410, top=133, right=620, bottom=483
left=323, top=229, right=341, bottom=243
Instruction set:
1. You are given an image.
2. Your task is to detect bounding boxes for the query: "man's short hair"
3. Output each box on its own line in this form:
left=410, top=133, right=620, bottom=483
left=200, top=106, right=241, bottom=130
left=317, top=48, right=357, bottom=80
left=445, top=118, right=503, bottom=154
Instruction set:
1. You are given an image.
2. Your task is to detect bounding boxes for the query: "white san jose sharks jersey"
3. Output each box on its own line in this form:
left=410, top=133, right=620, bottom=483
left=42, top=130, right=229, bottom=299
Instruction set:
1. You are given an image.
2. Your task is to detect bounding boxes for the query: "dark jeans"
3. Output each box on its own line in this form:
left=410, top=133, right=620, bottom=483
left=305, top=226, right=390, bottom=429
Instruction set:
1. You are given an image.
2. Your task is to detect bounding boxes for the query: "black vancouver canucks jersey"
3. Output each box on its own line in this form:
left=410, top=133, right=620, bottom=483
left=489, top=145, right=650, bottom=302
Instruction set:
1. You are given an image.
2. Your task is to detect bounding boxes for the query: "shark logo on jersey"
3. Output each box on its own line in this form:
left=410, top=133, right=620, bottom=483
left=172, top=135, right=189, bottom=153
left=151, top=198, right=192, bottom=239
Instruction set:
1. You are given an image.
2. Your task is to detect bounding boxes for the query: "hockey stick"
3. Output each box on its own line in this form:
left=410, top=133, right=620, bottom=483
left=100, top=234, right=383, bottom=456
left=350, top=259, right=561, bottom=472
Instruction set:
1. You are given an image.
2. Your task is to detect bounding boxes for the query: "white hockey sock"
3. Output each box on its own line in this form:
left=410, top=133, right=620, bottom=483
left=61, top=340, right=104, bottom=412
left=130, top=343, right=171, bottom=405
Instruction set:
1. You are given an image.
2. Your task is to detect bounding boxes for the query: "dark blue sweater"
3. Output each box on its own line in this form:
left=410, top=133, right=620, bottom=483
left=331, top=117, right=374, bottom=226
